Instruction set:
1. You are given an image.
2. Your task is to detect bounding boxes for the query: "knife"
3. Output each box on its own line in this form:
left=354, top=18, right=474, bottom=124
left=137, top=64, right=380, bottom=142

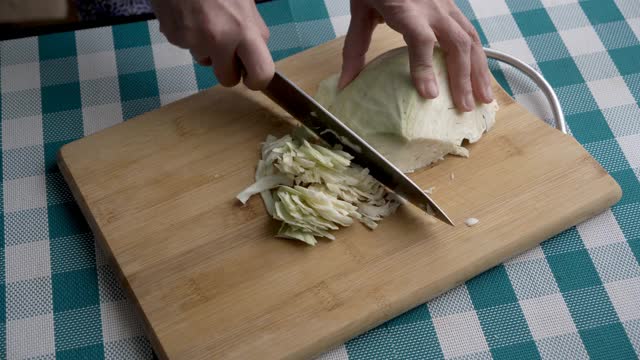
left=261, top=71, right=455, bottom=226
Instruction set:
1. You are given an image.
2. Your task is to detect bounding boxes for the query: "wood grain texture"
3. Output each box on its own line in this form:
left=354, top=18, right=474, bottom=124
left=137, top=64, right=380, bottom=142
left=58, top=25, right=621, bottom=360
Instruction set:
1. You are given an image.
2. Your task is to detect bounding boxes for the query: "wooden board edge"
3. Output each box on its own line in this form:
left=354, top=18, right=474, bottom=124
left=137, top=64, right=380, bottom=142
left=57, top=145, right=171, bottom=360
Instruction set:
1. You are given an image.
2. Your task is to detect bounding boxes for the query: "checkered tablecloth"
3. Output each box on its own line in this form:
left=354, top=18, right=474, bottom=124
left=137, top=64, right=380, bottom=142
left=0, top=0, right=638, bottom=359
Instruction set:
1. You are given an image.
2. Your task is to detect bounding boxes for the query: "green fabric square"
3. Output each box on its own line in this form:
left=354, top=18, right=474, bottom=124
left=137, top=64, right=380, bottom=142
left=40, top=57, right=80, bottom=87
left=471, top=19, right=488, bottom=45
left=513, top=9, right=557, bottom=36
left=39, top=32, right=76, bottom=60
left=52, top=268, right=99, bottom=313
left=538, top=58, right=584, bottom=87
left=112, top=21, right=151, bottom=49
left=505, top=0, right=544, bottom=13
left=609, top=46, right=640, bottom=76
left=466, top=265, right=518, bottom=309
left=346, top=327, right=395, bottom=360
left=43, top=109, right=84, bottom=143
left=54, top=305, right=103, bottom=351
left=385, top=304, right=431, bottom=328
left=491, top=340, right=540, bottom=360
left=259, top=0, right=294, bottom=26
left=629, top=237, right=640, bottom=264
left=611, top=169, right=640, bottom=206
left=580, top=323, right=636, bottom=359
left=580, top=0, right=625, bottom=25
left=564, top=286, right=619, bottom=330
left=566, top=110, right=615, bottom=144
left=122, top=97, right=162, bottom=120
left=115, top=46, right=156, bottom=75
left=48, top=202, right=91, bottom=239
left=289, top=0, right=329, bottom=21
left=477, top=304, right=534, bottom=348
left=546, top=249, right=601, bottom=292
left=194, top=64, right=218, bottom=90
left=42, top=83, right=82, bottom=113
left=51, top=233, right=96, bottom=274
left=44, top=140, right=71, bottom=174
left=390, top=321, right=445, bottom=360
left=46, top=172, right=74, bottom=205
left=118, top=71, right=159, bottom=102
left=57, top=344, right=105, bottom=360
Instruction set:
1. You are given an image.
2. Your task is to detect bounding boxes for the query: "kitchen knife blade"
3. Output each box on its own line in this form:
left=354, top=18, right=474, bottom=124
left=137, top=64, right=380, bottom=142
left=261, top=71, right=455, bottom=226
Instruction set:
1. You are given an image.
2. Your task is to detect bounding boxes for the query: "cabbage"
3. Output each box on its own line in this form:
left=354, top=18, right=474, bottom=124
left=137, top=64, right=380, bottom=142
left=237, top=134, right=399, bottom=245
left=315, top=46, right=499, bottom=173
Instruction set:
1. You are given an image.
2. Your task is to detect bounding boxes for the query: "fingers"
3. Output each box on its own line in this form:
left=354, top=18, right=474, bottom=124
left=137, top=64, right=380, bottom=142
left=403, top=25, right=438, bottom=99
left=435, top=17, right=474, bottom=111
left=339, top=0, right=379, bottom=89
left=237, top=33, right=275, bottom=90
left=449, top=10, right=493, bottom=104
left=207, top=38, right=242, bottom=87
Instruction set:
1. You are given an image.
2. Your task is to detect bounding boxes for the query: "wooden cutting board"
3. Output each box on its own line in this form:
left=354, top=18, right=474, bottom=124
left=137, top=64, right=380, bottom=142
left=58, top=25, right=621, bottom=360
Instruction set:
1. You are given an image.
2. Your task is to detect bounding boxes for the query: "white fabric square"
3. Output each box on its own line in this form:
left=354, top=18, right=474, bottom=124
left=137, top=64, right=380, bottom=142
left=4, top=175, right=47, bottom=213
left=514, top=91, right=554, bottom=124
left=6, top=313, right=55, bottom=359
left=314, top=345, right=349, bottom=360
left=101, top=300, right=145, bottom=342
left=156, top=65, right=197, bottom=97
left=615, top=0, right=640, bottom=19
left=160, top=90, right=198, bottom=106
left=331, top=15, right=351, bottom=37
left=506, top=258, right=560, bottom=300
left=540, top=0, right=579, bottom=7
left=577, top=209, right=626, bottom=249
left=559, top=27, right=606, bottom=56
left=587, top=77, right=636, bottom=109
left=606, top=278, right=640, bottom=322
left=623, top=319, right=640, bottom=357
left=78, top=50, right=118, bottom=81
left=628, top=18, right=640, bottom=41
left=83, top=103, right=124, bottom=136
left=590, top=243, right=640, bottom=284
left=574, top=52, right=620, bottom=82
left=618, top=134, right=640, bottom=169
left=489, top=38, right=536, bottom=65
left=2, top=115, right=43, bottom=150
left=75, top=27, right=115, bottom=55
left=152, top=42, right=193, bottom=69
left=325, top=0, right=350, bottom=17
left=536, top=333, right=589, bottom=360
left=1, top=62, right=41, bottom=93
left=520, top=293, right=577, bottom=339
left=547, top=3, right=591, bottom=31
left=433, top=311, right=489, bottom=358
left=6, top=240, right=51, bottom=283
left=479, top=15, right=522, bottom=43
left=148, top=19, right=167, bottom=44
left=469, top=0, right=511, bottom=19
left=428, top=285, right=475, bottom=318
left=603, top=104, right=640, bottom=138
left=505, top=246, right=545, bottom=264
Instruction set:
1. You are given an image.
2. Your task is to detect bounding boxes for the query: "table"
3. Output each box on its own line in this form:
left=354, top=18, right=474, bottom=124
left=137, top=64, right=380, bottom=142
left=1, top=0, right=638, bottom=358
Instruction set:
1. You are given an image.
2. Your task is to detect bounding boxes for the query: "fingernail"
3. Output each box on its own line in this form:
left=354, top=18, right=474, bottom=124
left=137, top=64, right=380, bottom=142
left=426, top=81, right=439, bottom=98
left=463, top=94, right=474, bottom=111
left=484, top=85, right=493, bottom=101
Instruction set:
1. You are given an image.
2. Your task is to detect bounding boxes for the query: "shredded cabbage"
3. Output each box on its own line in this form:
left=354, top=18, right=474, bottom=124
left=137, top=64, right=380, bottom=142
left=237, top=134, right=400, bottom=245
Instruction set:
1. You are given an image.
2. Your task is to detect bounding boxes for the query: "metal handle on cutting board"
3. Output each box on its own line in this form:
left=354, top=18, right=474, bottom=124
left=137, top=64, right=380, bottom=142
left=483, top=48, right=568, bottom=134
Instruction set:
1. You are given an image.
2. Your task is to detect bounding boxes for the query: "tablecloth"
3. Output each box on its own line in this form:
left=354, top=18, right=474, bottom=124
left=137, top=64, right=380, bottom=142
left=0, top=0, right=638, bottom=359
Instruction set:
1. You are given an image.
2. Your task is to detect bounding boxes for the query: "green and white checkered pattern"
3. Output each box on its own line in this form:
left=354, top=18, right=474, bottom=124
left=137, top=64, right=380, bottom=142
left=0, top=0, right=638, bottom=358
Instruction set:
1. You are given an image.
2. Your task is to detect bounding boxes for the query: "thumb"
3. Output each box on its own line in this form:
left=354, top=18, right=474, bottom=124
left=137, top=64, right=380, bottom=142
left=339, top=1, right=379, bottom=89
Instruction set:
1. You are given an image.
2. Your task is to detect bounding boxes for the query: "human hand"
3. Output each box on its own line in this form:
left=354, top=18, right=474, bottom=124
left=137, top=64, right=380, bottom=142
left=150, top=0, right=274, bottom=90
left=340, top=0, right=494, bottom=112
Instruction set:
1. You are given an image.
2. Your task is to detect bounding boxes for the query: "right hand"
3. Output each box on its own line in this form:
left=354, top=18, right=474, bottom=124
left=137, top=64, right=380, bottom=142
left=150, top=0, right=275, bottom=90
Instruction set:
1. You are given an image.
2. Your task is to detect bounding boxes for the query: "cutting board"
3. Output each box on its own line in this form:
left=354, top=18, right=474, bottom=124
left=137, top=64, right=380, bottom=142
left=58, top=25, right=621, bottom=360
